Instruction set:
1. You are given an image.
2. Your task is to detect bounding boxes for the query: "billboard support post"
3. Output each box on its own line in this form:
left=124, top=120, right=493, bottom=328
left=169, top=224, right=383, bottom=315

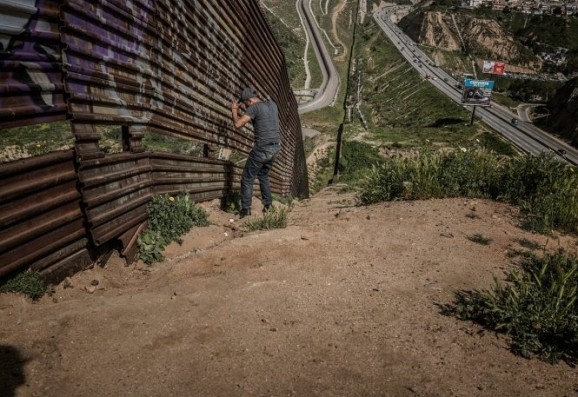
left=470, top=105, right=477, bottom=126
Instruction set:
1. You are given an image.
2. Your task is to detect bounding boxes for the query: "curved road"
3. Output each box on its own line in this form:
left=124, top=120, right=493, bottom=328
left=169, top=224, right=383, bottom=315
left=296, top=0, right=340, bottom=114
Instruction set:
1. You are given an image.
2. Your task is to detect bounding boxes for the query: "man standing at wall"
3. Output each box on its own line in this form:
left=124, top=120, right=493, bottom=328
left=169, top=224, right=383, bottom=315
left=231, top=87, right=281, bottom=218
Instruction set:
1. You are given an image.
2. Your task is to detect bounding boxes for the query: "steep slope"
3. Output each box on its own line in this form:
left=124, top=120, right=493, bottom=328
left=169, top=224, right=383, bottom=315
left=540, top=77, right=578, bottom=146
left=1, top=187, right=578, bottom=396
left=399, top=11, right=539, bottom=72
left=456, top=14, right=529, bottom=65
left=420, top=12, right=461, bottom=51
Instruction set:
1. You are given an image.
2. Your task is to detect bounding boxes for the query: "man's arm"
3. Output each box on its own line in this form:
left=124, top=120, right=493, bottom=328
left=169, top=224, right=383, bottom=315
left=231, top=101, right=252, bottom=129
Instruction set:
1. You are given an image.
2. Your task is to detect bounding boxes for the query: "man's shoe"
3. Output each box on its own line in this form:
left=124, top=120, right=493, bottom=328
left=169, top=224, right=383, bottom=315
left=239, top=208, right=251, bottom=218
left=263, top=204, right=273, bottom=213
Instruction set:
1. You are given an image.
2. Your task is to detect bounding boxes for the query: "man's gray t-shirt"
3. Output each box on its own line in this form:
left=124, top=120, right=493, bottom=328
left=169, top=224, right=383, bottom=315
left=245, top=100, right=280, bottom=147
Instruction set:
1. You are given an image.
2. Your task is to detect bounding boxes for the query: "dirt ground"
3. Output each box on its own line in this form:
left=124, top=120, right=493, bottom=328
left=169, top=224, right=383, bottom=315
left=1, top=186, right=578, bottom=397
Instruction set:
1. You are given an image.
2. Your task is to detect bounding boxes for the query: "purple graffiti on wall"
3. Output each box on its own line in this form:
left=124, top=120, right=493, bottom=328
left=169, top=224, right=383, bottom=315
left=0, top=0, right=66, bottom=125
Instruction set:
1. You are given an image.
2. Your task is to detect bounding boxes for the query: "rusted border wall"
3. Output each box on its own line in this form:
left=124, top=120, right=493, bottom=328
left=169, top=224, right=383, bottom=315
left=0, top=0, right=309, bottom=282
left=57, top=0, right=306, bottom=198
left=0, top=150, right=92, bottom=281
left=1, top=0, right=308, bottom=197
left=79, top=151, right=153, bottom=250
left=150, top=152, right=243, bottom=200
left=0, top=149, right=249, bottom=281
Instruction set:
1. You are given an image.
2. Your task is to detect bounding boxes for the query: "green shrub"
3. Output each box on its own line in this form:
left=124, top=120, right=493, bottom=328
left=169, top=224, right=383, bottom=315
left=358, top=150, right=578, bottom=234
left=138, top=192, right=209, bottom=265
left=0, top=270, right=47, bottom=300
left=137, top=230, right=166, bottom=265
left=444, top=250, right=578, bottom=364
left=338, top=141, right=382, bottom=183
left=147, top=192, right=209, bottom=243
left=272, top=194, right=294, bottom=207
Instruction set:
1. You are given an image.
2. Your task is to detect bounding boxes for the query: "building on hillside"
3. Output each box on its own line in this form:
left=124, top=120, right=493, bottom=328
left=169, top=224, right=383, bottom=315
left=463, top=0, right=577, bottom=13
left=461, top=0, right=483, bottom=8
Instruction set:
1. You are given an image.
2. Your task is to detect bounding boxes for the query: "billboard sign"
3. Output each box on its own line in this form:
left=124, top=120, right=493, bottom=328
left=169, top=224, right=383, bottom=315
left=482, top=60, right=506, bottom=75
left=462, top=79, right=494, bottom=106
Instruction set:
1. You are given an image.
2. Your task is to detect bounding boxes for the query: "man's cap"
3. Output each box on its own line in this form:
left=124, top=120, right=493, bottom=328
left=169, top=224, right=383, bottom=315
left=239, top=87, right=257, bottom=102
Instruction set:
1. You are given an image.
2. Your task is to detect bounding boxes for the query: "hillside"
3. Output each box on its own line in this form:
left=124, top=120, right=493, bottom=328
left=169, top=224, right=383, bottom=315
left=1, top=187, right=578, bottom=396
left=398, top=10, right=538, bottom=73
left=538, top=77, right=578, bottom=146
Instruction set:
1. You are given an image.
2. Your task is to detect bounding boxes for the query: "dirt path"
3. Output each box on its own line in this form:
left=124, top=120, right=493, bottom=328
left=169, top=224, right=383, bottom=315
left=1, top=187, right=578, bottom=397
left=330, top=0, right=348, bottom=62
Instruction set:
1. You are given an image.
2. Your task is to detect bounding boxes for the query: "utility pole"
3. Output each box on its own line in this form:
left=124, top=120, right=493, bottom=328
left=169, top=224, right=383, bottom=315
left=470, top=106, right=477, bottom=126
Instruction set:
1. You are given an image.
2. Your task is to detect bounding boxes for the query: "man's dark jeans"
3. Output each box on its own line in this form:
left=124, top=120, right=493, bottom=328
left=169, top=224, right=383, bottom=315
left=240, top=143, right=280, bottom=211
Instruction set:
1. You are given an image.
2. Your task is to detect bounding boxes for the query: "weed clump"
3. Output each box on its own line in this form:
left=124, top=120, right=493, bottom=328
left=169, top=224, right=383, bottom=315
left=0, top=270, right=47, bottom=300
left=244, top=207, right=288, bottom=231
left=138, top=193, right=209, bottom=265
left=443, top=250, right=578, bottom=364
left=358, top=150, right=578, bottom=234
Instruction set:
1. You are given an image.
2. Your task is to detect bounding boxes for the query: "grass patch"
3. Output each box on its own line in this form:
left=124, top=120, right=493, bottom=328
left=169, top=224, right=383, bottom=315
left=244, top=207, right=288, bottom=231
left=337, top=140, right=382, bottom=183
left=142, top=131, right=204, bottom=155
left=271, top=194, right=294, bottom=207
left=357, top=149, right=578, bottom=234
left=221, top=190, right=242, bottom=214
left=138, top=193, right=209, bottom=265
left=442, top=249, right=578, bottom=364
left=0, top=121, right=75, bottom=162
left=0, top=270, right=47, bottom=300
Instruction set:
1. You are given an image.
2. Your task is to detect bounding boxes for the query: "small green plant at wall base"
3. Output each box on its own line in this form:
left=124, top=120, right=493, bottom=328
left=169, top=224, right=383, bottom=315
left=221, top=191, right=242, bottom=214
left=0, top=270, right=47, bottom=300
left=244, top=207, right=288, bottom=231
left=147, top=192, right=209, bottom=243
left=137, top=230, right=166, bottom=265
left=138, top=193, right=209, bottom=265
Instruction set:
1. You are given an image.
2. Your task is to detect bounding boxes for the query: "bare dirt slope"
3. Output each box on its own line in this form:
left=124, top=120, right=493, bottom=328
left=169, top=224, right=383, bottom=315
left=1, top=186, right=578, bottom=397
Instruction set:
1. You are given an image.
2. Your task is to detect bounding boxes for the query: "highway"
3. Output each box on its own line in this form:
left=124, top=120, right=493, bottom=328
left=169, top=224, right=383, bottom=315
left=296, top=0, right=340, bottom=114
left=374, top=7, right=578, bottom=166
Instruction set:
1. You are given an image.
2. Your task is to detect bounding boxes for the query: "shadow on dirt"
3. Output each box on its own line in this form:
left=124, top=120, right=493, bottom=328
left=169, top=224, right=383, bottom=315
left=0, top=345, right=28, bottom=396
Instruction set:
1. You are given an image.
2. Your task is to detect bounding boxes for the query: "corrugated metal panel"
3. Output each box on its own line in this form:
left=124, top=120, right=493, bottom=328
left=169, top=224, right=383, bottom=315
left=0, top=150, right=90, bottom=282
left=1, top=0, right=308, bottom=198
left=0, top=0, right=67, bottom=128
left=0, top=0, right=309, bottom=283
left=78, top=151, right=153, bottom=246
left=59, top=0, right=308, bottom=198
left=79, top=150, right=248, bottom=247
left=150, top=151, right=243, bottom=201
